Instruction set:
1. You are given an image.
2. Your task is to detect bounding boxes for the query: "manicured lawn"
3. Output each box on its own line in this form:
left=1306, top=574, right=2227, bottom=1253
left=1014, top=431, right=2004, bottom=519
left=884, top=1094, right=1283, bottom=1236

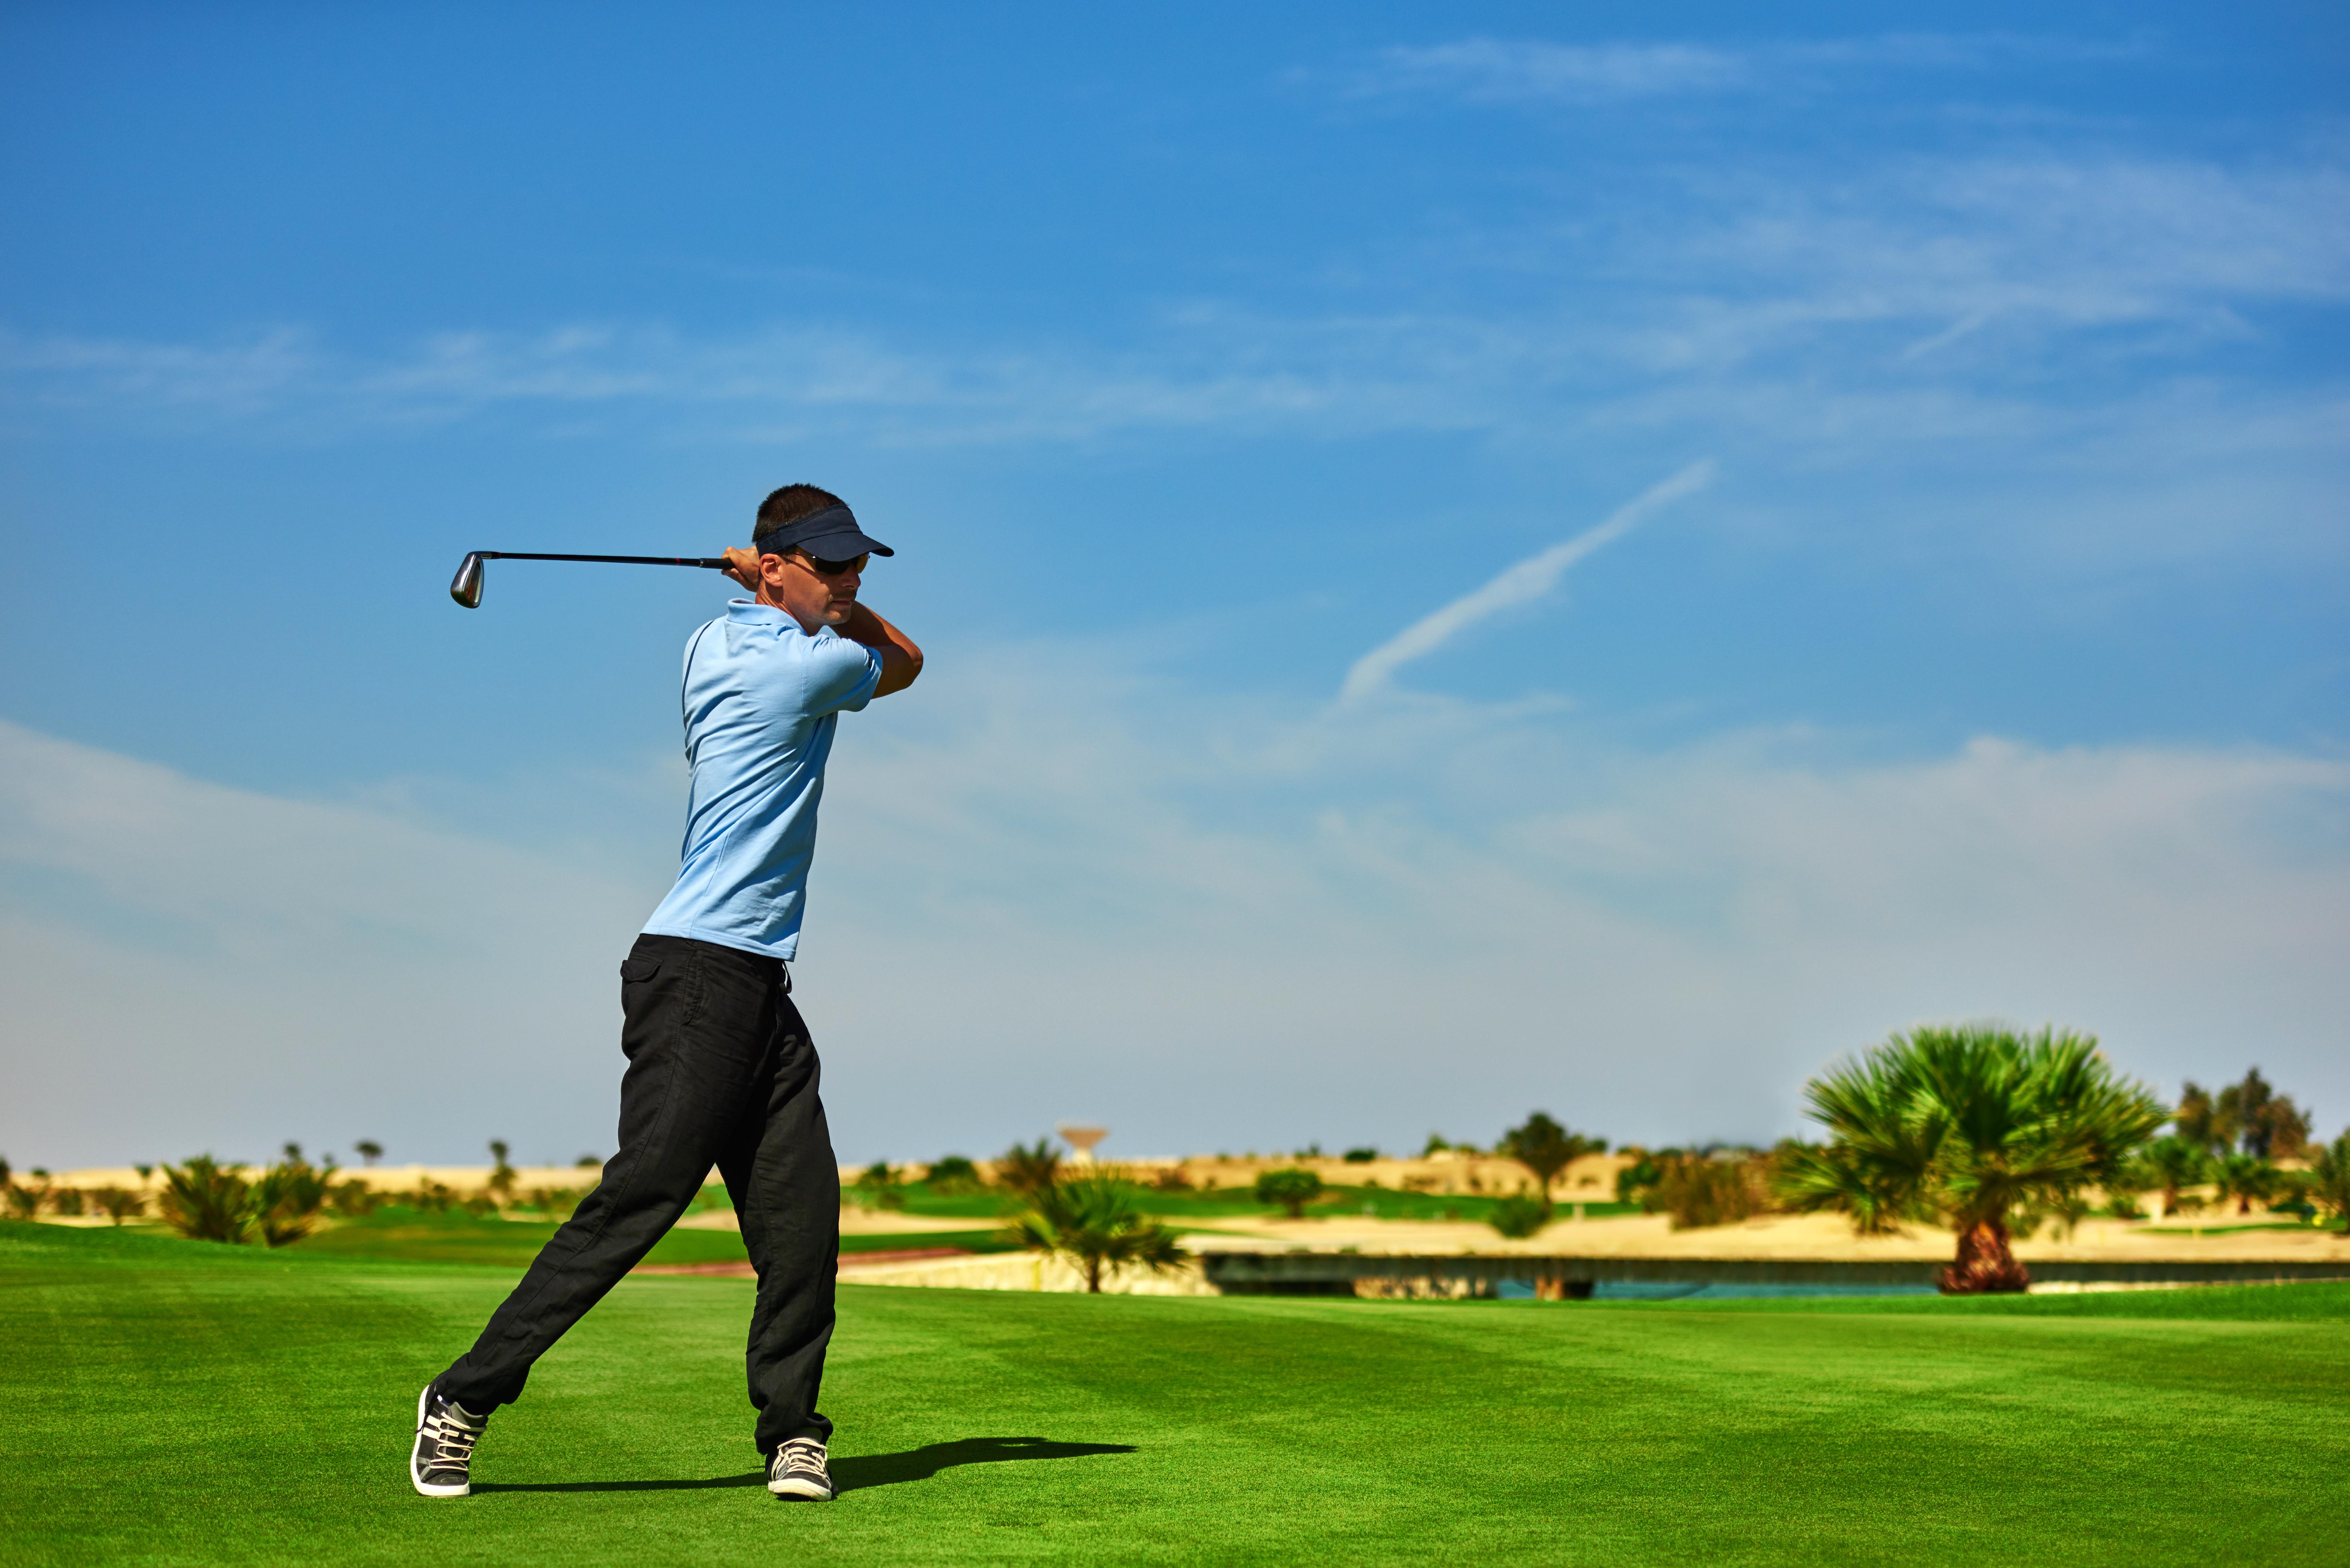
left=3, top=1221, right=2341, bottom=1567
left=283, top=1206, right=1016, bottom=1268
left=886, top=1181, right=1634, bottom=1225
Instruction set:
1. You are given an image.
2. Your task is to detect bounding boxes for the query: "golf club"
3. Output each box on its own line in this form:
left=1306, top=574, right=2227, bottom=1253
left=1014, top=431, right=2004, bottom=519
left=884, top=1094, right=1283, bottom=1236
left=450, top=551, right=734, bottom=608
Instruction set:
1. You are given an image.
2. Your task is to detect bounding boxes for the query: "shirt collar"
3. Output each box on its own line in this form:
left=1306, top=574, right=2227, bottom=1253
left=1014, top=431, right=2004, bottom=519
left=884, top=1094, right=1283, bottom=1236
left=726, top=598, right=825, bottom=636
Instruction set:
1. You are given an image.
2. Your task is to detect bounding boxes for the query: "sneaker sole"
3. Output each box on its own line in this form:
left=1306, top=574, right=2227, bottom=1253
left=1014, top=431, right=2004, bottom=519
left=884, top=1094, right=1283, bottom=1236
left=768, top=1478, right=835, bottom=1500
left=411, top=1384, right=472, bottom=1498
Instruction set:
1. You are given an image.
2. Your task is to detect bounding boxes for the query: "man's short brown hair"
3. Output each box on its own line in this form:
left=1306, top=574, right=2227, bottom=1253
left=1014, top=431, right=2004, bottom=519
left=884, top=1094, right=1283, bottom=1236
left=754, top=484, right=847, bottom=542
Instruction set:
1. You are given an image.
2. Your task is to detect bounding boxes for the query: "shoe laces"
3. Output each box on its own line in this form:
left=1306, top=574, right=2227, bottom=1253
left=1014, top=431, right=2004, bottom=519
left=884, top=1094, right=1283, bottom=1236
left=776, top=1437, right=827, bottom=1477
left=424, top=1402, right=484, bottom=1465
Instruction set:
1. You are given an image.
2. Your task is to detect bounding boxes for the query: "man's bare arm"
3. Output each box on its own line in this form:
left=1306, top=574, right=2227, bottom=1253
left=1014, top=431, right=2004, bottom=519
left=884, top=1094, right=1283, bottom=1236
left=836, top=602, right=924, bottom=697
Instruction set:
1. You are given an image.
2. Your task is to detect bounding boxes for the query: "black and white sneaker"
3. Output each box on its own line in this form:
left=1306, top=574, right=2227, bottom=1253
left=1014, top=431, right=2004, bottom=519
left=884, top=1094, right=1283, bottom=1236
left=767, top=1437, right=835, bottom=1500
left=411, top=1384, right=489, bottom=1498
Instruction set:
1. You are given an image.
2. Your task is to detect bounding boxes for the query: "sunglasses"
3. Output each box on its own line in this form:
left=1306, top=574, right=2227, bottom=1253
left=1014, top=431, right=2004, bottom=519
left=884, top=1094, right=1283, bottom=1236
left=793, top=552, right=868, bottom=578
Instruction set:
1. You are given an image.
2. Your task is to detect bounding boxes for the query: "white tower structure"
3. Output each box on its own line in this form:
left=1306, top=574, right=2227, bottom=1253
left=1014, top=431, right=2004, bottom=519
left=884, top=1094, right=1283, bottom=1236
left=1057, top=1124, right=1109, bottom=1165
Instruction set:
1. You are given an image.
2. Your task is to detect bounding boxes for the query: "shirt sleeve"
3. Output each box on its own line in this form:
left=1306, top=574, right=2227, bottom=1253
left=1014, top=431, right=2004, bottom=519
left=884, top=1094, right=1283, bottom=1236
left=803, top=632, right=885, bottom=717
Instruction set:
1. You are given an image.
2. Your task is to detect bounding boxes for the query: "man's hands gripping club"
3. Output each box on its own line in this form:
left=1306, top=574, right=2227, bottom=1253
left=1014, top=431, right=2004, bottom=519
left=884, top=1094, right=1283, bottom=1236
left=722, top=546, right=924, bottom=698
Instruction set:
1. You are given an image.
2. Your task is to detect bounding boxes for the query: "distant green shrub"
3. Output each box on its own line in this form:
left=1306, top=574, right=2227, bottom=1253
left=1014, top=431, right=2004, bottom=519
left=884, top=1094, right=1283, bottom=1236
left=1649, top=1152, right=1770, bottom=1231
left=89, top=1186, right=145, bottom=1225
left=848, top=1162, right=907, bottom=1212
left=1342, top=1147, right=1379, bottom=1164
left=1488, top=1196, right=1552, bottom=1239
left=329, top=1179, right=382, bottom=1218
left=1254, top=1168, right=1325, bottom=1218
left=925, top=1156, right=983, bottom=1193
left=1499, top=1113, right=1607, bottom=1202
left=49, top=1187, right=86, bottom=1217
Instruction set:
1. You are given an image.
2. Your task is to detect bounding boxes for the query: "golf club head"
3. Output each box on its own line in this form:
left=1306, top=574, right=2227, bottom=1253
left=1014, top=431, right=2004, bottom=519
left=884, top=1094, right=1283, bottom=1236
left=450, top=552, right=486, bottom=609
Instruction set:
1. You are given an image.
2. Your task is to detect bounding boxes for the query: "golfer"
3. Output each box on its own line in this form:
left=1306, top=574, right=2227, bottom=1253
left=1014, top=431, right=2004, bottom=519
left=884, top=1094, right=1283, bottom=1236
left=409, top=484, right=923, bottom=1502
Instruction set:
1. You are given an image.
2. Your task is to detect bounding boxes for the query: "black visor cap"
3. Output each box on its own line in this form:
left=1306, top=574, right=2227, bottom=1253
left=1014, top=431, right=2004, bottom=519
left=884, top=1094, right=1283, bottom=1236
left=753, top=504, right=894, bottom=559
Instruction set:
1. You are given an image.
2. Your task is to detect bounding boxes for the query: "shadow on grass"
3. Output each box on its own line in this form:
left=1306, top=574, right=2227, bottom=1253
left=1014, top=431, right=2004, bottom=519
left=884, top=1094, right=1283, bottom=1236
left=835, top=1436, right=1137, bottom=1492
left=471, top=1436, right=1137, bottom=1496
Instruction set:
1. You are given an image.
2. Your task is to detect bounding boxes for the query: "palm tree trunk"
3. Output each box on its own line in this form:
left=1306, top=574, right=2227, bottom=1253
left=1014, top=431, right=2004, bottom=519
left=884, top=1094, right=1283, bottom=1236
left=1939, top=1215, right=2030, bottom=1294
left=1086, top=1256, right=1102, bottom=1293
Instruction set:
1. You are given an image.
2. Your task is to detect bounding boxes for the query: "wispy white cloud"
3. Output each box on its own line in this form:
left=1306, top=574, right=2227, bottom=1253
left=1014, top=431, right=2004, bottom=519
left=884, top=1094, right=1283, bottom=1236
left=6, top=677, right=2347, bottom=1165
left=1339, top=33, right=2149, bottom=105
left=1, top=145, right=2339, bottom=571
left=1338, top=460, right=1716, bottom=704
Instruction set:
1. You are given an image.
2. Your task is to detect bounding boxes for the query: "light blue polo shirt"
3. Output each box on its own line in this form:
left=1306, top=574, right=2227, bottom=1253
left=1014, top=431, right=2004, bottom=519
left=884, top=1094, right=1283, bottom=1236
left=640, top=600, right=883, bottom=960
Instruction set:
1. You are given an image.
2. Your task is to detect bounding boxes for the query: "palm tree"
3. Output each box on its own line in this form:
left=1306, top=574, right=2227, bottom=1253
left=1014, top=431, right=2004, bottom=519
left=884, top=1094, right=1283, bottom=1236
left=1777, top=1024, right=2166, bottom=1293
left=2173, top=1081, right=2224, bottom=1152
left=1498, top=1112, right=1606, bottom=1202
left=2212, top=1151, right=2277, bottom=1217
left=2134, top=1136, right=2210, bottom=1218
left=1010, top=1175, right=1186, bottom=1293
left=487, top=1140, right=517, bottom=1201
left=354, top=1140, right=384, bottom=1167
left=2308, top=1133, right=2350, bottom=1235
left=995, top=1138, right=1063, bottom=1197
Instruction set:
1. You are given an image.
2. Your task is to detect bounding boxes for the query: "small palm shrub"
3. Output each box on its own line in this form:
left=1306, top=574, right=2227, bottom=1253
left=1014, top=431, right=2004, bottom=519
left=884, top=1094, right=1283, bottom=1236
left=4, top=1185, right=38, bottom=1220
left=253, top=1150, right=335, bottom=1247
left=48, top=1187, right=87, bottom=1217
left=159, top=1155, right=256, bottom=1243
left=1775, top=1139, right=1918, bottom=1236
left=89, top=1186, right=146, bottom=1225
left=996, top=1139, right=1063, bottom=1197
left=1487, top=1196, right=1553, bottom=1239
left=2133, top=1136, right=2209, bottom=1217
left=525, top=1186, right=583, bottom=1222
left=2213, top=1152, right=2278, bottom=1216
left=1149, top=1165, right=1194, bottom=1193
left=1010, top=1175, right=1186, bottom=1293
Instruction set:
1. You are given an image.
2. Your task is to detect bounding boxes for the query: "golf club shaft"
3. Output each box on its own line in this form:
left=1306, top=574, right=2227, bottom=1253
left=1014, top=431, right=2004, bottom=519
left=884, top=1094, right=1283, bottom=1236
left=477, top=552, right=732, bottom=568
left=449, top=549, right=735, bottom=607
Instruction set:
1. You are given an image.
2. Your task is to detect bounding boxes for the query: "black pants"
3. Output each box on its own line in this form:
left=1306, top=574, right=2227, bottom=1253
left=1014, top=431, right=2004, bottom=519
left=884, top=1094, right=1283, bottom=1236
left=435, top=934, right=840, bottom=1455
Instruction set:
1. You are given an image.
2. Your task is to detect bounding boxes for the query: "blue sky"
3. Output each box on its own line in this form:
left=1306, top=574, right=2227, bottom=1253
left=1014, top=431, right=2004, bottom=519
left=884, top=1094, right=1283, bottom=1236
left=2, top=2, right=2344, bottom=1169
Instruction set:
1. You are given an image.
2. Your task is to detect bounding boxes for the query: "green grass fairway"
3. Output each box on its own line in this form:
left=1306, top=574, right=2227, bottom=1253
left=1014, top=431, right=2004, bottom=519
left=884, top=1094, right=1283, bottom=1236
left=284, top=1207, right=1015, bottom=1269
left=4, top=1222, right=2342, bottom=1567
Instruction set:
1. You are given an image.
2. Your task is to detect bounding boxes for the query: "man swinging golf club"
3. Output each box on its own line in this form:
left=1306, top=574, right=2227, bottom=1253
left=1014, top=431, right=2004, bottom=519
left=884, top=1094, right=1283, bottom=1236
left=410, top=484, right=923, bottom=1502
